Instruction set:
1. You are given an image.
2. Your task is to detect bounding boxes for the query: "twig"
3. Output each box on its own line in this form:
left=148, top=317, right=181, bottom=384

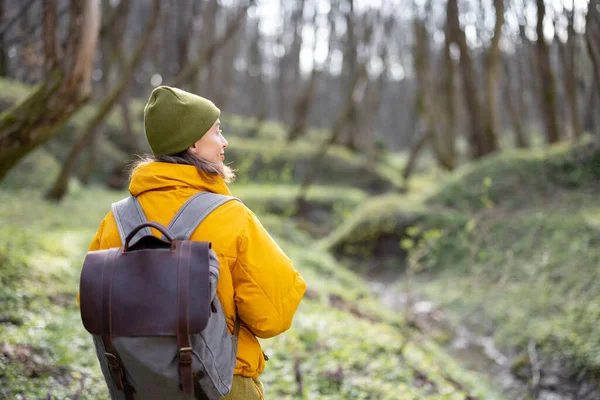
left=528, top=339, right=541, bottom=398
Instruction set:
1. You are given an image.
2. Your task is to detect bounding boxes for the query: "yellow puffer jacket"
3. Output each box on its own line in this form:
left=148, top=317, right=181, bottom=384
left=85, top=161, right=307, bottom=379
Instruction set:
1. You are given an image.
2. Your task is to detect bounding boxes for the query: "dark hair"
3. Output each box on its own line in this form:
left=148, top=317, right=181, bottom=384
left=129, top=150, right=236, bottom=183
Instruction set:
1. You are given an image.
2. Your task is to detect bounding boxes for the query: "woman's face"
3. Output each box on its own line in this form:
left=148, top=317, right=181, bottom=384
left=189, top=119, right=228, bottom=163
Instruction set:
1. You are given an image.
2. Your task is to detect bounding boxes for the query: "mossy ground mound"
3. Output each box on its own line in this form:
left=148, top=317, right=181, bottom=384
left=0, top=185, right=500, bottom=399
left=323, top=139, right=600, bottom=394
left=430, top=138, right=600, bottom=212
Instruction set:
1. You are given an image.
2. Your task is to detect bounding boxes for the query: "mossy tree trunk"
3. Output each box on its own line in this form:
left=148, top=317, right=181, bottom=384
left=535, top=0, right=561, bottom=144
left=586, top=0, right=600, bottom=110
left=483, top=0, right=504, bottom=153
left=45, top=0, right=160, bottom=201
left=412, top=16, right=454, bottom=171
left=0, top=0, right=100, bottom=182
left=447, top=0, right=489, bottom=158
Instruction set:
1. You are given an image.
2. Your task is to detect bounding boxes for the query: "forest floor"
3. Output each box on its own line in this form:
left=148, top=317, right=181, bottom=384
left=0, top=148, right=502, bottom=399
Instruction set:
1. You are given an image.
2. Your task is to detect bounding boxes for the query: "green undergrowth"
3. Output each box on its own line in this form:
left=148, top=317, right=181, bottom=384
left=0, top=78, right=400, bottom=193
left=329, top=139, right=600, bottom=386
left=0, top=186, right=500, bottom=399
left=231, top=184, right=367, bottom=236
left=430, top=138, right=600, bottom=212
left=225, top=138, right=401, bottom=192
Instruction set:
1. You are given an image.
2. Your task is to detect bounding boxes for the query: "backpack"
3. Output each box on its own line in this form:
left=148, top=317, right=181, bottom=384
left=79, top=192, right=241, bottom=400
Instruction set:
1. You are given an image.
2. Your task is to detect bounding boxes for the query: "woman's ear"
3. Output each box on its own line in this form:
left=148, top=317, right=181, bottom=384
left=189, top=141, right=198, bottom=154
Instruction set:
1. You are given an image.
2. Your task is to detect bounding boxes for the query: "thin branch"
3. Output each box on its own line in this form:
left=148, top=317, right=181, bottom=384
left=2, top=5, right=68, bottom=49
left=42, top=0, right=57, bottom=68
left=0, top=0, right=37, bottom=37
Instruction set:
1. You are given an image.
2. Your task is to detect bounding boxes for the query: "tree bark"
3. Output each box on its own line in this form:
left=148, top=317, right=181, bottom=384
left=0, top=0, right=8, bottom=77
left=447, top=0, right=488, bottom=158
left=287, top=6, right=330, bottom=142
left=559, top=2, right=581, bottom=138
left=483, top=0, right=503, bottom=152
left=402, top=123, right=430, bottom=183
left=535, top=0, right=561, bottom=143
left=0, top=0, right=100, bottom=181
left=46, top=0, right=160, bottom=201
left=586, top=0, right=600, bottom=101
left=413, top=17, right=454, bottom=170
left=503, top=58, right=528, bottom=148
left=442, top=11, right=457, bottom=166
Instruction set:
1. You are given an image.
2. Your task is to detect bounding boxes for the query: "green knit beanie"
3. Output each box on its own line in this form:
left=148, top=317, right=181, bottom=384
left=143, top=86, right=221, bottom=156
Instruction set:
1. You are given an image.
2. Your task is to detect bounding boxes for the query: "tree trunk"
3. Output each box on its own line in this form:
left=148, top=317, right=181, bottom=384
left=170, top=1, right=251, bottom=89
left=287, top=6, right=329, bottom=142
left=0, top=0, right=100, bottom=182
left=535, top=0, right=561, bottom=143
left=561, top=3, right=581, bottom=138
left=586, top=0, right=600, bottom=101
left=402, top=123, right=430, bottom=183
left=503, top=58, right=528, bottom=148
left=483, top=0, right=503, bottom=153
left=413, top=17, right=454, bottom=170
left=294, top=64, right=369, bottom=212
left=0, top=0, right=8, bottom=77
left=447, top=0, right=488, bottom=158
left=442, top=12, right=457, bottom=166
left=46, top=0, right=160, bottom=201
left=119, top=88, right=138, bottom=154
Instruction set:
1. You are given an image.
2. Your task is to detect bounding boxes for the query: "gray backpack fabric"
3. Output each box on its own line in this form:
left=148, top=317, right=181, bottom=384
left=92, top=192, right=240, bottom=400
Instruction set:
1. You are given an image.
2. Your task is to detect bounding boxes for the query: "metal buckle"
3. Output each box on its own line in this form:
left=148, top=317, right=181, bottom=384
left=105, top=352, right=120, bottom=368
left=179, top=347, right=193, bottom=364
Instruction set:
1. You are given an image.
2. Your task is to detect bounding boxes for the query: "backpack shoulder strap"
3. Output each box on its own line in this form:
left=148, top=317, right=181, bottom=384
left=167, top=192, right=240, bottom=240
left=111, top=196, right=152, bottom=246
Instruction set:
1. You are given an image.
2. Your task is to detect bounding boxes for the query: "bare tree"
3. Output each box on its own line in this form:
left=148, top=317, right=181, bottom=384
left=287, top=3, right=331, bottom=142
left=503, top=58, right=529, bottom=148
left=557, top=1, right=581, bottom=138
left=447, top=0, right=489, bottom=158
left=46, top=0, right=160, bottom=201
left=483, top=0, right=504, bottom=152
left=586, top=0, right=600, bottom=101
left=277, top=0, right=306, bottom=124
left=0, top=0, right=101, bottom=181
left=170, top=0, right=253, bottom=89
left=535, top=0, right=560, bottom=143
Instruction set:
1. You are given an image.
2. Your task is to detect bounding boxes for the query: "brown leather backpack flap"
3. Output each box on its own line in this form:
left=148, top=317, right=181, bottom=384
left=80, top=241, right=211, bottom=337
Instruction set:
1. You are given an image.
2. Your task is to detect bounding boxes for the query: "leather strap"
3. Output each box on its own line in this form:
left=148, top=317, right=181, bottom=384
left=100, top=248, right=135, bottom=400
left=177, top=241, right=195, bottom=395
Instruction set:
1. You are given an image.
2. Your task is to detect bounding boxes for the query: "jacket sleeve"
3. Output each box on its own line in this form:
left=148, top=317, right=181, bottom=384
left=233, top=208, right=306, bottom=339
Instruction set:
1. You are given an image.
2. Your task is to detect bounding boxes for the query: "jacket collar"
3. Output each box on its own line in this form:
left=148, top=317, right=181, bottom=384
left=129, top=161, right=232, bottom=197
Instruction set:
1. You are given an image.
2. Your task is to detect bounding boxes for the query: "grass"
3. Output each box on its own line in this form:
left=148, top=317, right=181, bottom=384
left=324, top=138, right=600, bottom=389
left=0, top=181, right=501, bottom=399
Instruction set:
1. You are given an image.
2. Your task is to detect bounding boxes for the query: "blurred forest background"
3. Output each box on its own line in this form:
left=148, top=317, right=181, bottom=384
left=0, top=0, right=599, bottom=399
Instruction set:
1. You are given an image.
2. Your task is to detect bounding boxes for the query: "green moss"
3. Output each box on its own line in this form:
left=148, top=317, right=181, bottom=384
left=0, top=186, right=498, bottom=399
left=429, top=138, right=600, bottom=212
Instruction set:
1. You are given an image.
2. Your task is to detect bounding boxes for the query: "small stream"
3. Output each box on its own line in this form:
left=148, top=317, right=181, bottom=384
left=368, top=279, right=597, bottom=400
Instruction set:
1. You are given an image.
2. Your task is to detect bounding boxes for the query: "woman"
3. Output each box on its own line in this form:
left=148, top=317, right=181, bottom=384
left=87, top=86, right=307, bottom=399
